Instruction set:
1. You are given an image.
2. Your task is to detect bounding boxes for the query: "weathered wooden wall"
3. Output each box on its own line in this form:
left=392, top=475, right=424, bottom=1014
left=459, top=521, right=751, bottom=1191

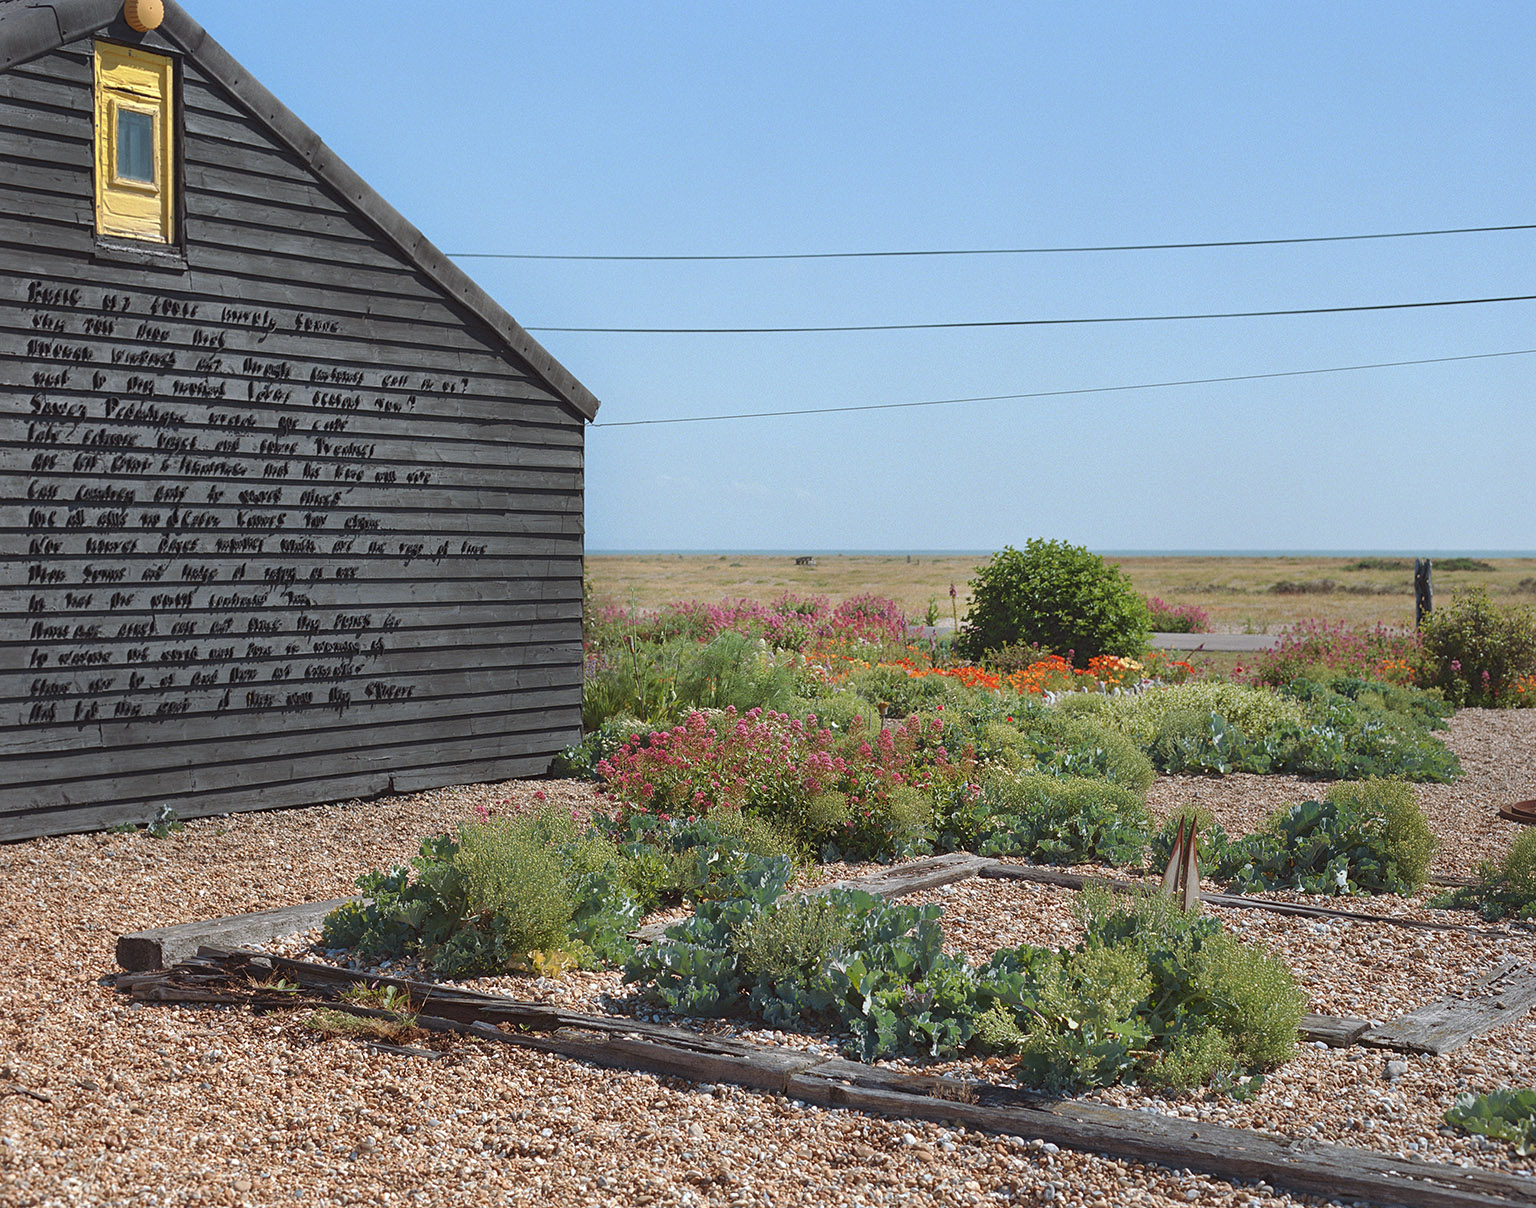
left=0, top=36, right=586, bottom=840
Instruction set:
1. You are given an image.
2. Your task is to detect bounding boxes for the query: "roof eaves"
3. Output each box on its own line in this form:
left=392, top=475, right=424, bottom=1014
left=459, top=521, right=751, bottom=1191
left=158, top=4, right=601, bottom=423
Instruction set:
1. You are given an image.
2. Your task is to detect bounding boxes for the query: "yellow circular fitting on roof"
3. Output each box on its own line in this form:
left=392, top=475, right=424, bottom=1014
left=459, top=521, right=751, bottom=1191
left=124, top=0, right=165, bottom=32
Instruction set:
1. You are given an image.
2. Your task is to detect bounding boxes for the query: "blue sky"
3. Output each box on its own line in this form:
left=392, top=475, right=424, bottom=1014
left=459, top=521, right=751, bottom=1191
left=189, top=1, right=1536, bottom=552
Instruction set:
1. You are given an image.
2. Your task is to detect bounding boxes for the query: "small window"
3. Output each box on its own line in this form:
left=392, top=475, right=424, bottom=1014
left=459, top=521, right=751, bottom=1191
left=94, top=43, right=175, bottom=243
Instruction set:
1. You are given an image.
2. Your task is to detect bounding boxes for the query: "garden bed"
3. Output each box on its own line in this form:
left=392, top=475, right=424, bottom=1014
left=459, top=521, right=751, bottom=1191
left=256, top=848, right=1536, bottom=1183
left=4, top=711, right=1536, bottom=1208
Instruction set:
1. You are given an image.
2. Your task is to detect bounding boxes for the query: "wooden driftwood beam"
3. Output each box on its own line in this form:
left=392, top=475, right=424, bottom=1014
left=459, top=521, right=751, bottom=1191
left=976, top=860, right=1510, bottom=937
left=116, top=898, right=359, bottom=971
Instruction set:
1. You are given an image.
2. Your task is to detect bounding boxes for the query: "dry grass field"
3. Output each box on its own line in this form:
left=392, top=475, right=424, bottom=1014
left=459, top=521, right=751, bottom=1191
left=588, top=552, right=1536, bottom=632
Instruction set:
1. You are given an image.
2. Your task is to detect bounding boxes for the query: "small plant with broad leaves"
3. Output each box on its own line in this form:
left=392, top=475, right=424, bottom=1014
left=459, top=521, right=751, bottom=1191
left=625, top=882, right=1301, bottom=1092
left=1445, top=1089, right=1536, bottom=1154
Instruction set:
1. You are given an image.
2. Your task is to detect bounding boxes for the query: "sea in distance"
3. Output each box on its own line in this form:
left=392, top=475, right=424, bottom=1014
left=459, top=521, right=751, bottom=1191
left=589, top=548, right=1536, bottom=559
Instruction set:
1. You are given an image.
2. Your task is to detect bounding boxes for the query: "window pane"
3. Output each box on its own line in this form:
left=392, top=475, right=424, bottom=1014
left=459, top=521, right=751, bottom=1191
left=116, top=108, right=155, bottom=183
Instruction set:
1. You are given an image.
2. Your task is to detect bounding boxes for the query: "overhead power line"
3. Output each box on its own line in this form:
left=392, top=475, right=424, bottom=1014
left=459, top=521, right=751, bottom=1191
left=531, top=292, right=1536, bottom=335
left=451, top=221, right=1536, bottom=262
left=591, top=347, right=1536, bottom=427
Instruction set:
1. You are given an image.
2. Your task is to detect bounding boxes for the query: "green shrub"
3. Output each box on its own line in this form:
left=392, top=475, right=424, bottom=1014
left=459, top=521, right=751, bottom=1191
left=992, top=889, right=1302, bottom=1093
left=321, top=808, right=644, bottom=979
left=1445, top=1089, right=1536, bottom=1154
left=670, top=631, right=799, bottom=716
left=1417, top=589, right=1536, bottom=707
left=455, top=816, right=578, bottom=955
left=957, top=541, right=1151, bottom=667
left=730, top=895, right=853, bottom=982
left=1149, top=708, right=1269, bottom=776
left=605, top=810, right=801, bottom=910
left=1277, top=679, right=1462, bottom=783
left=1024, top=713, right=1157, bottom=792
left=1432, top=828, right=1536, bottom=920
left=1208, top=780, right=1435, bottom=896
left=789, top=691, right=881, bottom=737
left=626, top=883, right=1302, bottom=1092
left=938, top=771, right=1148, bottom=866
left=627, top=886, right=983, bottom=1060
left=1324, top=779, right=1436, bottom=893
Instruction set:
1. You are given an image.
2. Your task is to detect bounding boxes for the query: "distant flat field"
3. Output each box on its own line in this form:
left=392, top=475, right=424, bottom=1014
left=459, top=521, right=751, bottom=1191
left=586, top=553, right=1536, bottom=632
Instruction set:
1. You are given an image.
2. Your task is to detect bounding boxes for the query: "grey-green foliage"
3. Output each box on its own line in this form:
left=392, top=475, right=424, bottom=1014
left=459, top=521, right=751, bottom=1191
left=1200, top=779, right=1437, bottom=897
left=1086, top=682, right=1308, bottom=749
left=625, top=879, right=1303, bottom=1091
left=985, top=889, right=1303, bottom=1093
left=1445, top=1088, right=1536, bottom=1154
left=945, top=771, right=1149, bottom=866
left=323, top=807, right=723, bottom=979
left=583, top=631, right=800, bottom=729
left=627, top=884, right=984, bottom=1061
left=1024, top=712, right=1157, bottom=792
left=670, top=631, right=800, bottom=716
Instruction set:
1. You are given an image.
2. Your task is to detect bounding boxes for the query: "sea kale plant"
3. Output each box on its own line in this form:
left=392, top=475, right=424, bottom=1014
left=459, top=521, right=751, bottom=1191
left=1167, top=778, right=1438, bottom=897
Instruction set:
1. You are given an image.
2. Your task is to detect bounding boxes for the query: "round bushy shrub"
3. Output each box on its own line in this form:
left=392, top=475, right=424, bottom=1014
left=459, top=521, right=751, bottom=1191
left=957, top=541, right=1151, bottom=667
left=1417, top=589, right=1536, bottom=706
left=1323, top=779, right=1437, bottom=893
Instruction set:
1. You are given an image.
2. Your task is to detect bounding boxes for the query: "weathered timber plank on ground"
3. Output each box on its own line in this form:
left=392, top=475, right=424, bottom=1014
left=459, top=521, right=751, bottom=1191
left=811, top=851, right=994, bottom=898
left=1298, top=1013, right=1374, bottom=1048
left=976, top=860, right=1500, bottom=936
left=1360, top=958, right=1536, bottom=1055
left=116, top=900, right=358, bottom=971
left=446, top=1014, right=1530, bottom=1208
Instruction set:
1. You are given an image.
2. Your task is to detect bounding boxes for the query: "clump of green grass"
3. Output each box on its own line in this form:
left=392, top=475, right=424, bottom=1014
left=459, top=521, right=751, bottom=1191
left=1433, top=828, right=1536, bottom=920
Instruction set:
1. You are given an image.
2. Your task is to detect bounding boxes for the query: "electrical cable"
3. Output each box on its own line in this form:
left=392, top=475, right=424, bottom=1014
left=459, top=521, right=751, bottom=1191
left=590, top=347, right=1536, bottom=427
left=530, top=292, right=1536, bottom=335
left=449, top=221, right=1536, bottom=262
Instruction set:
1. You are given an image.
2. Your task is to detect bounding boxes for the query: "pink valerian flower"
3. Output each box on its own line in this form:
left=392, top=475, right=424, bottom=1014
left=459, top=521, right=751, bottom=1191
left=593, top=705, right=960, bottom=837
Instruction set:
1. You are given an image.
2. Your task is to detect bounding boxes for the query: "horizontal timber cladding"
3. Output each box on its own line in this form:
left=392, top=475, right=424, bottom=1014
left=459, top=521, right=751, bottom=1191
left=1, top=41, right=590, bottom=838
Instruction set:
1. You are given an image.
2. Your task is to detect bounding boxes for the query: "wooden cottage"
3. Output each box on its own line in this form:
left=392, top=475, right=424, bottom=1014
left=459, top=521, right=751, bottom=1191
left=0, top=0, right=599, bottom=840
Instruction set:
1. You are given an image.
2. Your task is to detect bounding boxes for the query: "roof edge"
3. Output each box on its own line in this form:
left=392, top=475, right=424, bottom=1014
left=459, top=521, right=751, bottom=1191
left=157, top=4, right=601, bottom=422
left=0, top=0, right=122, bottom=70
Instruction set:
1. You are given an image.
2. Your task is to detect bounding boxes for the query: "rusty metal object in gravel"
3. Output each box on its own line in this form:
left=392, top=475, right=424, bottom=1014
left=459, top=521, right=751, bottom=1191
left=1497, top=798, right=1536, bottom=826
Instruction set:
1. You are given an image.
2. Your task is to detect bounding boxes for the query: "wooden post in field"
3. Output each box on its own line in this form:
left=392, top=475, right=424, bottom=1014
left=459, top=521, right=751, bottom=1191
left=1414, top=559, right=1434, bottom=628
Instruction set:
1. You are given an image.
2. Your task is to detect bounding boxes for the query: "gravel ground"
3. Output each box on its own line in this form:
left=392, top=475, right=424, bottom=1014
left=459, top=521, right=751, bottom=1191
left=3, top=710, right=1536, bottom=1207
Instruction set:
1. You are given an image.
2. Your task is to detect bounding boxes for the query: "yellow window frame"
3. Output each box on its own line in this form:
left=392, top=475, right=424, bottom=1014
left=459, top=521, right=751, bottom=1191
left=94, top=42, right=175, bottom=244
